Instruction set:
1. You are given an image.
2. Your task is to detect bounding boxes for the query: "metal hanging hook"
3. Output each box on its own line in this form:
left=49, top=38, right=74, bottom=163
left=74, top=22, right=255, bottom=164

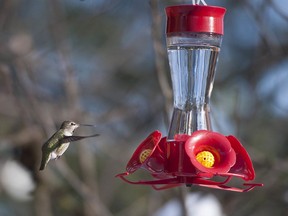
left=192, top=0, right=207, bottom=5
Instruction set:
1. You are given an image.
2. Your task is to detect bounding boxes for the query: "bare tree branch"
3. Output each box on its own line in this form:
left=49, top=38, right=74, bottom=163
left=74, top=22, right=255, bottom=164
left=150, top=0, right=173, bottom=127
left=54, top=160, right=113, bottom=216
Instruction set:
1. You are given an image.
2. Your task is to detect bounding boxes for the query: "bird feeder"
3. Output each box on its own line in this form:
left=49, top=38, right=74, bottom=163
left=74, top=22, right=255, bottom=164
left=116, top=4, right=263, bottom=192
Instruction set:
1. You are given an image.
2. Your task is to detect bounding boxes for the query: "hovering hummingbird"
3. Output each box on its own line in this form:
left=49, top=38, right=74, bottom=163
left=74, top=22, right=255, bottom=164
left=39, top=120, right=99, bottom=171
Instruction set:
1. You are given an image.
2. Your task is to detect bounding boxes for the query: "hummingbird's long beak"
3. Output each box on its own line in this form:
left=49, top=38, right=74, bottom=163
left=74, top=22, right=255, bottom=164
left=79, top=124, right=97, bottom=127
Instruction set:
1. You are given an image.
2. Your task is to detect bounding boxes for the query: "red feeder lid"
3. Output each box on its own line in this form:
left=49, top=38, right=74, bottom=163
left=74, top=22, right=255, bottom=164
left=166, top=5, right=226, bottom=35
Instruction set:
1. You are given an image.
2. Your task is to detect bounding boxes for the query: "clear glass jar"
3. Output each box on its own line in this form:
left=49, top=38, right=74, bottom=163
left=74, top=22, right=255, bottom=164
left=167, top=32, right=222, bottom=139
left=165, top=5, right=226, bottom=140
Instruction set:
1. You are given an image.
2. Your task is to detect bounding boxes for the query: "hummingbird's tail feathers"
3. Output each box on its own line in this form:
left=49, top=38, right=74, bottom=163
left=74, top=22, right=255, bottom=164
left=39, top=153, right=51, bottom=171
left=60, top=134, right=100, bottom=144
left=39, top=158, right=47, bottom=171
left=39, top=163, right=45, bottom=171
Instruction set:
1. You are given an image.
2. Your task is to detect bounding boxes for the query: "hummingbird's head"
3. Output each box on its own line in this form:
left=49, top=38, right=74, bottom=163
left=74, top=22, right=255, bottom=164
left=60, top=121, right=79, bottom=133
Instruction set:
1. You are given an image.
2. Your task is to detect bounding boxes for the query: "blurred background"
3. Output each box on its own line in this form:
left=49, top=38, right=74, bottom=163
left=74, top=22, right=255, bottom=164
left=0, top=0, right=287, bottom=215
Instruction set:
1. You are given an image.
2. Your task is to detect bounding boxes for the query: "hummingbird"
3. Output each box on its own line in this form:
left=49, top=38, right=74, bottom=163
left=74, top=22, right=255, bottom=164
left=39, top=120, right=99, bottom=171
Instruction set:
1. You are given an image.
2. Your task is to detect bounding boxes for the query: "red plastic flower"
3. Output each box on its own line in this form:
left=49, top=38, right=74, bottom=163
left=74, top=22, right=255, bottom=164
left=185, top=130, right=237, bottom=177
left=116, top=130, right=263, bottom=192
left=119, top=130, right=166, bottom=174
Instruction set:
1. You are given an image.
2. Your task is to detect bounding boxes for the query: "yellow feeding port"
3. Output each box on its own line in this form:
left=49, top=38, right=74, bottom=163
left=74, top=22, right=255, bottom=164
left=196, top=151, right=215, bottom=168
left=139, top=149, right=152, bottom=163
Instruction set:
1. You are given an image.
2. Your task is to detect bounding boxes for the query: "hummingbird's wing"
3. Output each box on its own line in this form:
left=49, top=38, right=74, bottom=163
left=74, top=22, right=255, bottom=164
left=59, top=134, right=99, bottom=144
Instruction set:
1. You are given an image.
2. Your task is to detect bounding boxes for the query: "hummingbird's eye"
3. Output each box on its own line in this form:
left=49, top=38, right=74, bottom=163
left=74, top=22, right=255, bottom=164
left=70, top=122, right=76, bottom=126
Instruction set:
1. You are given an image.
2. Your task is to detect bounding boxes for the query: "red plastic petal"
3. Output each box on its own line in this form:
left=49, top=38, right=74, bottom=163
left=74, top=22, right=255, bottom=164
left=185, top=130, right=236, bottom=174
left=226, top=135, right=255, bottom=180
left=144, top=137, right=166, bottom=172
left=126, top=130, right=166, bottom=174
